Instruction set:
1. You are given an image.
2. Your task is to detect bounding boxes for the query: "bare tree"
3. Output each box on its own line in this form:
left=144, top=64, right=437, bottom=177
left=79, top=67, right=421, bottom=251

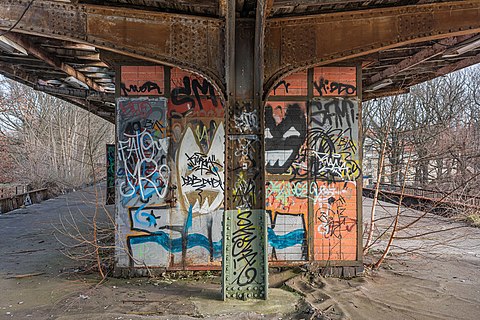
left=363, top=65, right=480, bottom=268
left=0, top=78, right=114, bottom=193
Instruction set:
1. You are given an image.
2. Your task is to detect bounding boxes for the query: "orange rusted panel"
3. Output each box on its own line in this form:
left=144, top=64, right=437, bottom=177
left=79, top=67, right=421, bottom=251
left=313, top=181, right=357, bottom=261
left=120, top=66, right=165, bottom=96
left=313, top=67, right=357, bottom=97
left=169, top=68, right=222, bottom=115
left=269, top=71, right=308, bottom=96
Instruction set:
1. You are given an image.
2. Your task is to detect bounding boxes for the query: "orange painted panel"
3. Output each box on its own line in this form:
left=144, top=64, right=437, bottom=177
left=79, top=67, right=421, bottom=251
left=169, top=68, right=222, bottom=115
left=313, top=181, right=357, bottom=261
left=313, top=67, right=357, bottom=97
left=120, top=65, right=165, bottom=96
left=270, top=70, right=308, bottom=96
left=264, top=101, right=308, bottom=177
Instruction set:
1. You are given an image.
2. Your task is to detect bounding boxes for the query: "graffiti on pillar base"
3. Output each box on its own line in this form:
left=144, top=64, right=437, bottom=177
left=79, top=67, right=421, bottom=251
left=170, top=73, right=219, bottom=116
left=117, top=98, right=170, bottom=203
left=265, top=181, right=308, bottom=260
left=313, top=181, right=357, bottom=261
left=177, top=123, right=224, bottom=227
left=233, top=103, right=259, bottom=134
left=121, top=81, right=163, bottom=96
left=232, top=209, right=258, bottom=285
left=309, top=98, right=360, bottom=182
left=116, top=67, right=226, bottom=269
left=264, top=80, right=359, bottom=261
left=313, top=78, right=357, bottom=96
left=224, top=209, right=267, bottom=300
left=224, top=119, right=266, bottom=299
left=311, top=98, right=357, bottom=129
left=230, top=135, right=262, bottom=210
left=306, top=127, right=360, bottom=182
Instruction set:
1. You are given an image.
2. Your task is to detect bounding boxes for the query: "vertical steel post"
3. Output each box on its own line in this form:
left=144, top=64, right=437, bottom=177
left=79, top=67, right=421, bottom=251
left=222, top=0, right=269, bottom=300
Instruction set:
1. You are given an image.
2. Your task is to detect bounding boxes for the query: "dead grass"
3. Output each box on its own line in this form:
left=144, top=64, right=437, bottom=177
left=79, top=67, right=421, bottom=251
left=466, top=213, right=480, bottom=228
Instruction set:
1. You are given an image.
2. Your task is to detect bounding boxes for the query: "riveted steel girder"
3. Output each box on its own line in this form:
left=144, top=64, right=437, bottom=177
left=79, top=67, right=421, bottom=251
left=264, top=0, right=480, bottom=95
left=0, top=0, right=225, bottom=92
left=5, top=33, right=105, bottom=92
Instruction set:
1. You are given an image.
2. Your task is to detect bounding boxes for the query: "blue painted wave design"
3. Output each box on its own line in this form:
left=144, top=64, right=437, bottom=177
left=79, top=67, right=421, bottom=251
left=129, top=228, right=305, bottom=258
left=129, top=232, right=222, bottom=258
left=268, top=228, right=305, bottom=249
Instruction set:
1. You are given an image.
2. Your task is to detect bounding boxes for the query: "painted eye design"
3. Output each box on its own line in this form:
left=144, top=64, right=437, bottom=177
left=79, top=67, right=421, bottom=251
left=283, top=126, right=301, bottom=138
left=265, top=128, right=273, bottom=139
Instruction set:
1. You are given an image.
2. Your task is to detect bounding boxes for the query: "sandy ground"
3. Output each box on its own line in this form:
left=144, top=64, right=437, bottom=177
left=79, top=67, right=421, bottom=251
left=1, top=187, right=480, bottom=319
left=295, top=199, right=480, bottom=320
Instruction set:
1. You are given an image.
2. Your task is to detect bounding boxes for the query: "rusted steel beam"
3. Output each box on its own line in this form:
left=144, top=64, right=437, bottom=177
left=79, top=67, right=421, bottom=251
left=363, top=88, right=410, bottom=101
left=265, top=0, right=480, bottom=95
left=33, top=84, right=114, bottom=102
left=0, top=62, right=38, bottom=85
left=434, top=53, right=480, bottom=76
left=4, top=33, right=104, bottom=92
left=0, top=0, right=226, bottom=93
left=367, top=34, right=478, bottom=85
left=0, top=61, right=114, bottom=122
left=85, top=6, right=225, bottom=91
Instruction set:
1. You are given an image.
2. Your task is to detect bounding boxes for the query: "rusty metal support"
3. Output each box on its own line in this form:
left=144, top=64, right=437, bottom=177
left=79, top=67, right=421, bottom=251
left=435, top=52, right=480, bottom=76
left=363, top=88, right=410, bottom=101
left=222, top=0, right=268, bottom=300
left=33, top=84, right=114, bottom=102
left=5, top=33, right=104, bottom=92
left=264, top=0, right=480, bottom=95
left=367, top=34, right=478, bottom=85
left=0, top=61, right=37, bottom=85
left=0, top=0, right=226, bottom=93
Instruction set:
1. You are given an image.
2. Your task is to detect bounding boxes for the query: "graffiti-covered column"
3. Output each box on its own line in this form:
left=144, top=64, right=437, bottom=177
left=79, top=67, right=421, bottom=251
left=222, top=12, right=268, bottom=299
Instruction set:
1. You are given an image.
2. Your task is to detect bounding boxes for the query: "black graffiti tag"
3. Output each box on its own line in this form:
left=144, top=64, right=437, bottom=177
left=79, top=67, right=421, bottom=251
left=233, top=178, right=256, bottom=209
left=265, top=103, right=307, bottom=174
left=307, top=127, right=361, bottom=181
left=232, top=210, right=258, bottom=286
left=181, top=152, right=224, bottom=191
left=121, top=81, right=163, bottom=96
left=311, top=98, right=357, bottom=129
left=171, top=76, right=218, bottom=110
left=272, top=80, right=291, bottom=95
left=314, top=78, right=356, bottom=96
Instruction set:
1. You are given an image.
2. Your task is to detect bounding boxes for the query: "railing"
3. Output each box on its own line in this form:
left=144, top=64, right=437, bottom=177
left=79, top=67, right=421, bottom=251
left=375, top=183, right=480, bottom=208
left=0, top=188, right=49, bottom=214
left=363, top=183, right=480, bottom=217
left=0, top=185, right=28, bottom=198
